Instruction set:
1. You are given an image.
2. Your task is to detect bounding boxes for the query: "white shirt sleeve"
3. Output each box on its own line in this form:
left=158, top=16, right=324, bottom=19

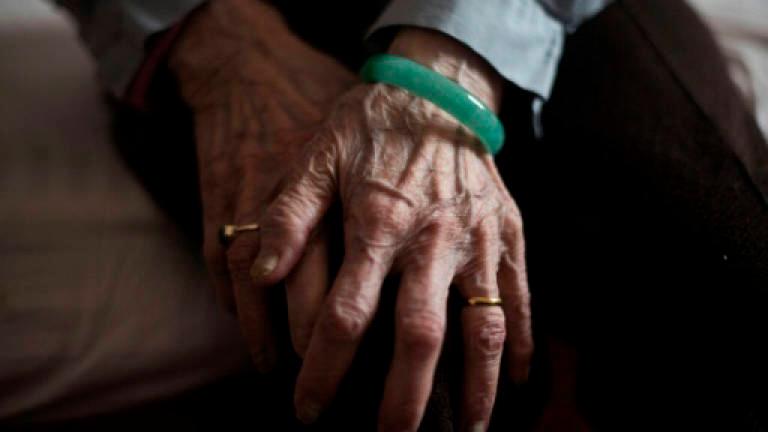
left=370, top=0, right=613, bottom=99
left=56, top=0, right=205, bottom=95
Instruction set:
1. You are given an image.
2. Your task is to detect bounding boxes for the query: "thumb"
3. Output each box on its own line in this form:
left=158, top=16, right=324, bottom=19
left=250, top=142, right=337, bottom=286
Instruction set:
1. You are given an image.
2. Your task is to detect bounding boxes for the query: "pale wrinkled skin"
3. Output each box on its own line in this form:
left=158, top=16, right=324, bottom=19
left=253, top=29, right=534, bottom=431
left=169, top=0, right=356, bottom=370
left=171, top=2, right=532, bottom=431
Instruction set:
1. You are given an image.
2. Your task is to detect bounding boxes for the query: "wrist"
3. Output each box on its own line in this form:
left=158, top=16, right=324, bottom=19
left=387, top=28, right=503, bottom=111
left=170, top=1, right=297, bottom=80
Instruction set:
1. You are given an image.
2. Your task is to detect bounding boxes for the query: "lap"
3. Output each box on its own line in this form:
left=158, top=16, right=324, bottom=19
left=497, top=0, right=768, bottom=429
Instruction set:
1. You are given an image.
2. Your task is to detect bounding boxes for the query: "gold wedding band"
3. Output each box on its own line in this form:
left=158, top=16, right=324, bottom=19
left=219, top=223, right=260, bottom=246
left=466, top=296, right=503, bottom=307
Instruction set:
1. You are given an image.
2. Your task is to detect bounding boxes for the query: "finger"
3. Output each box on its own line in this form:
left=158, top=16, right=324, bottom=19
left=203, top=227, right=236, bottom=312
left=498, top=213, right=533, bottom=383
left=293, top=220, right=397, bottom=424
left=250, top=137, right=338, bottom=287
left=195, top=96, right=241, bottom=312
left=460, top=304, right=505, bottom=432
left=457, top=222, right=506, bottom=432
left=227, top=231, right=277, bottom=373
left=378, top=225, right=456, bottom=431
left=285, top=225, right=329, bottom=358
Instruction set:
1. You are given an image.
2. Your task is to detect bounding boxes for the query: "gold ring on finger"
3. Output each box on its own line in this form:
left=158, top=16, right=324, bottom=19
left=465, top=296, right=503, bottom=307
left=219, top=223, right=260, bottom=247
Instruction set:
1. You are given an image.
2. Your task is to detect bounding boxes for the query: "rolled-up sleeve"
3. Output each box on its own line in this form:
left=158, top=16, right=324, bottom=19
left=55, top=0, right=204, bottom=96
left=370, top=0, right=612, bottom=100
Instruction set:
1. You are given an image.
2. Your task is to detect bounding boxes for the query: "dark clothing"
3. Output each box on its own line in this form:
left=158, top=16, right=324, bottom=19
left=504, top=1, right=768, bottom=429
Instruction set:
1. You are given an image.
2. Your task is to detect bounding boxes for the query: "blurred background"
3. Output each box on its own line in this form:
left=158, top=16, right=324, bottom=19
left=0, top=0, right=248, bottom=424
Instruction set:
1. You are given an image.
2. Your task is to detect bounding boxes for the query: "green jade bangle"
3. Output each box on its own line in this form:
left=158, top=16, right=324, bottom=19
left=360, top=54, right=505, bottom=155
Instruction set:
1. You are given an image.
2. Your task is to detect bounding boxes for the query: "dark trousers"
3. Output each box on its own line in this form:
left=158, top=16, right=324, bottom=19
left=501, top=1, right=768, bottom=430
left=42, top=0, right=768, bottom=431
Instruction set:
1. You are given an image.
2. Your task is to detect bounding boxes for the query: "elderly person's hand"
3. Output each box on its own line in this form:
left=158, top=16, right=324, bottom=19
left=169, top=0, right=355, bottom=371
left=251, top=28, right=533, bottom=431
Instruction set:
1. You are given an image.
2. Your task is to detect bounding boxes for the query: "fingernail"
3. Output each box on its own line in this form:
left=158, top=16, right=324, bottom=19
left=251, top=251, right=278, bottom=280
left=470, top=422, right=485, bottom=432
left=296, top=400, right=321, bottom=424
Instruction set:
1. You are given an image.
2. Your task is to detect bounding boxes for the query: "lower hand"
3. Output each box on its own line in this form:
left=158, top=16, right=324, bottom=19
left=169, top=0, right=355, bottom=370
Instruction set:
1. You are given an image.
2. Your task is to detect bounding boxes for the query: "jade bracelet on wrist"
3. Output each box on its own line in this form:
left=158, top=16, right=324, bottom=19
left=360, top=54, right=505, bottom=155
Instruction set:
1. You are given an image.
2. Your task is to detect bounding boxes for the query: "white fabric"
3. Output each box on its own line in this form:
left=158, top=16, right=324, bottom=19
left=687, top=0, right=768, bottom=142
left=0, top=1, right=248, bottom=421
left=371, top=0, right=612, bottom=99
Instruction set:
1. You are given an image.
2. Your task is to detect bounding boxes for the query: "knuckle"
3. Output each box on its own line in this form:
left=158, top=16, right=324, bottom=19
left=301, top=150, right=335, bottom=192
left=509, top=318, right=533, bottom=358
left=470, top=313, right=507, bottom=362
left=320, top=298, right=370, bottom=343
left=261, top=209, right=307, bottom=250
left=504, top=211, right=524, bottom=234
left=508, top=288, right=532, bottom=319
left=368, top=213, right=403, bottom=238
left=264, top=201, right=304, bottom=234
left=398, top=310, right=445, bottom=356
left=356, top=193, right=415, bottom=241
left=428, top=217, right=461, bottom=243
left=518, top=288, right=532, bottom=312
left=513, top=337, right=534, bottom=361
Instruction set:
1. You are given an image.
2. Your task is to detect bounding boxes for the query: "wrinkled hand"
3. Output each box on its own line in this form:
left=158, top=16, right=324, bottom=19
left=251, top=29, right=533, bottom=431
left=169, top=0, right=355, bottom=370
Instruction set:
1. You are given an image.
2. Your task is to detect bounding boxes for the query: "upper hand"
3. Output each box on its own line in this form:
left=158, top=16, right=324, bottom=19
left=251, top=28, right=533, bottom=431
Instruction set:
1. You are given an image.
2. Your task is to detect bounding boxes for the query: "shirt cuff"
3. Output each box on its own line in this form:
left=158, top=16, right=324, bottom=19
left=125, top=22, right=186, bottom=110
left=368, top=0, right=566, bottom=100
